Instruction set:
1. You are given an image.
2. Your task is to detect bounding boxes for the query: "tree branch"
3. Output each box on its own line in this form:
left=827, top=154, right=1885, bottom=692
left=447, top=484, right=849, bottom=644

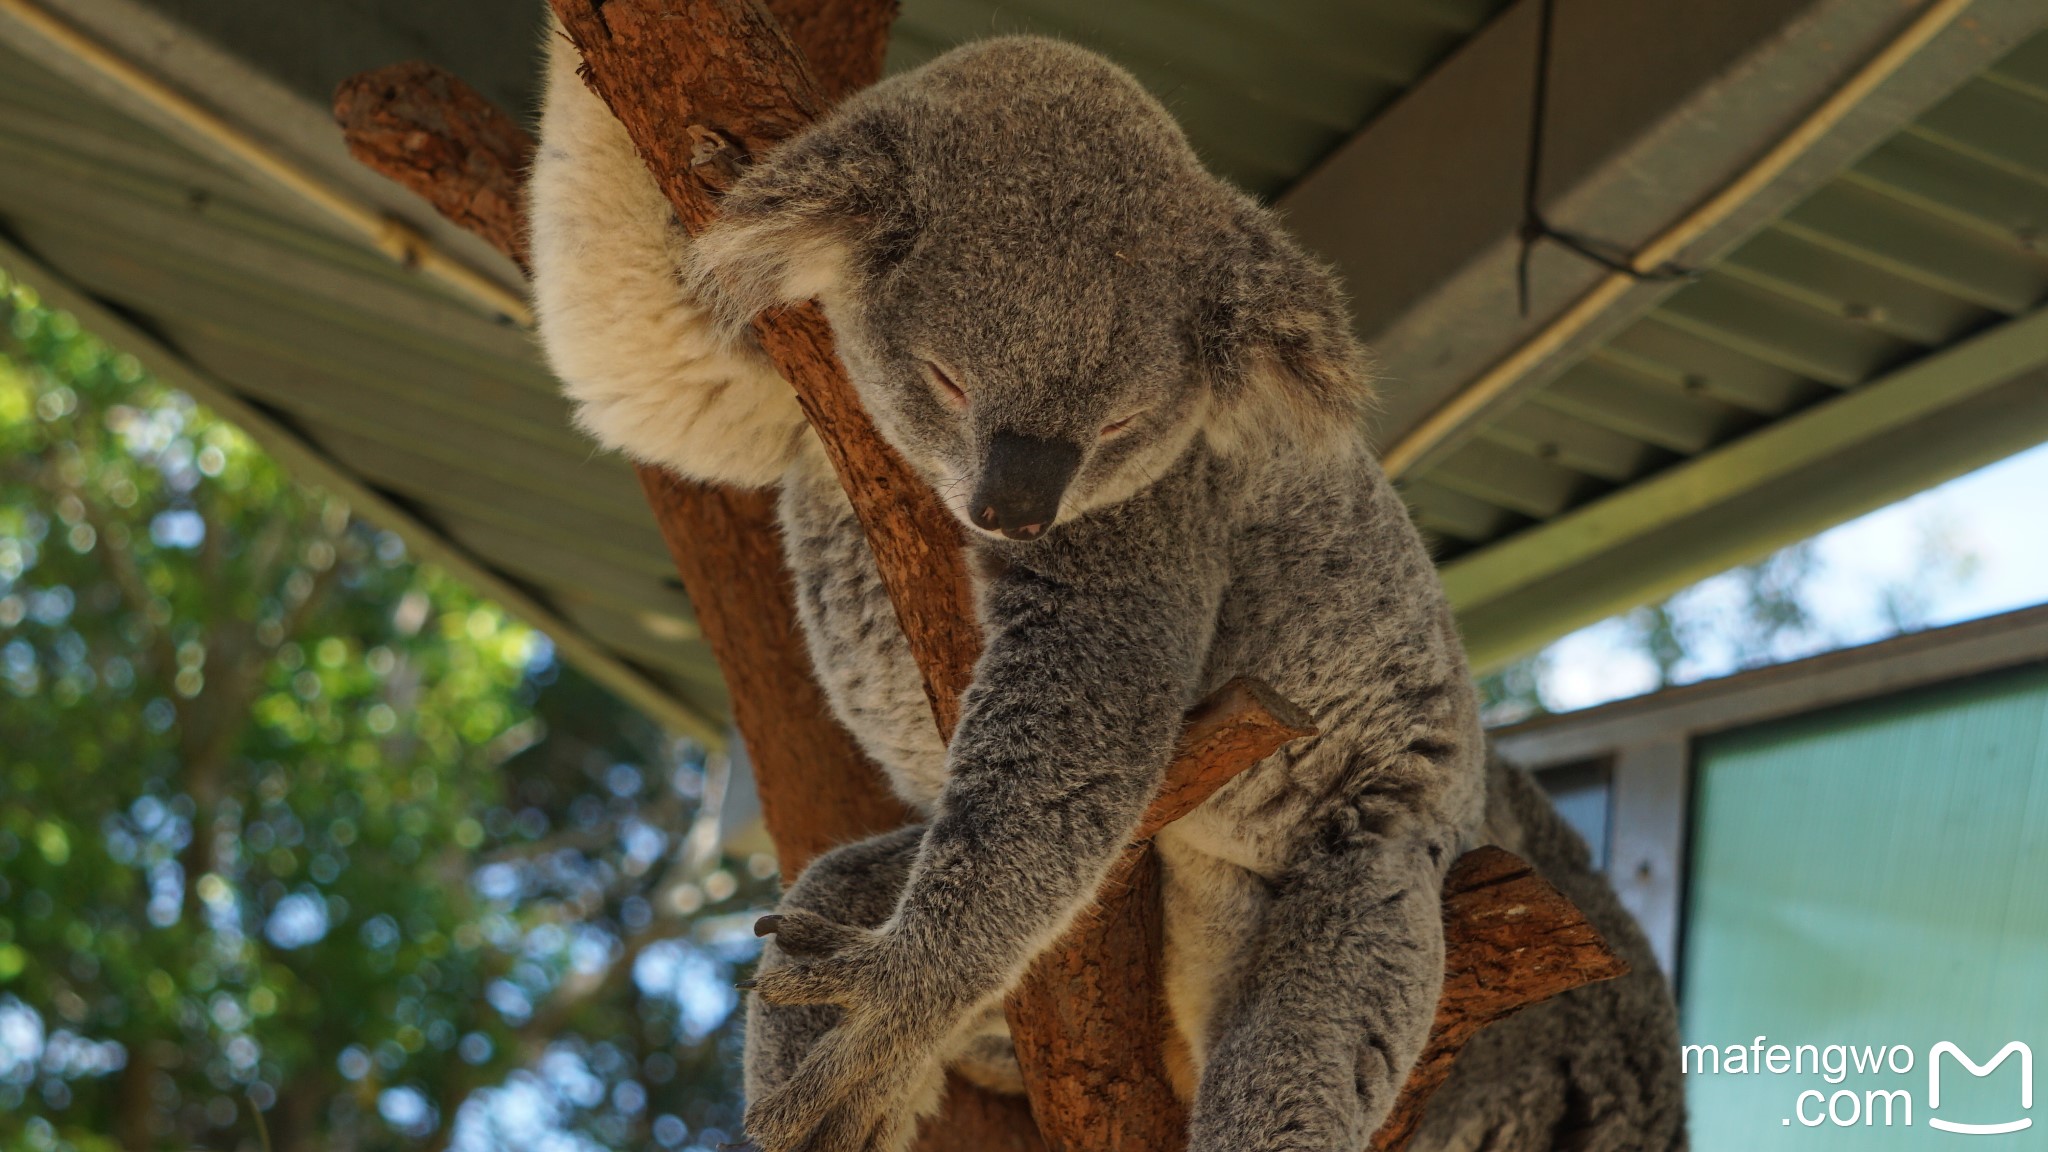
left=635, top=474, right=914, bottom=878
left=1371, top=847, right=1633, bottom=1149
left=1004, top=679, right=1316, bottom=1147
left=546, top=0, right=982, bottom=740
left=335, top=61, right=536, bottom=272
left=336, top=31, right=913, bottom=890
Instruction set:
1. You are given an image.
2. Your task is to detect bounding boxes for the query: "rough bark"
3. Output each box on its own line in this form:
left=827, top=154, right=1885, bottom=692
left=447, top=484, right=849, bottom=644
left=760, top=0, right=899, bottom=104
left=1136, top=679, right=1318, bottom=840
left=334, top=30, right=1630, bottom=1152
left=932, top=1074, right=1048, bottom=1152
left=639, top=472, right=915, bottom=879
left=334, top=61, right=538, bottom=271
left=1006, top=847, right=1175, bottom=1147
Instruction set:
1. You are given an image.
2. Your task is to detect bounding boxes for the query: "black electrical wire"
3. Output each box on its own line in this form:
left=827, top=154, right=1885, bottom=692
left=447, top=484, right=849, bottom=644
left=1516, top=0, right=1699, bottom=317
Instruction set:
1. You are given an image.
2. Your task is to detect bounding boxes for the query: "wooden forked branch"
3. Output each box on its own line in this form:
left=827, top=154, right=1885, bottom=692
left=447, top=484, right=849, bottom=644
left=333, top=5, right=1627, bottom=1145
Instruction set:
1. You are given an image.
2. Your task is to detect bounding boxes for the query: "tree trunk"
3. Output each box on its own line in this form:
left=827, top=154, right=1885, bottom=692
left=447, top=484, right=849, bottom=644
left=547, top=0, right=988, bottom=739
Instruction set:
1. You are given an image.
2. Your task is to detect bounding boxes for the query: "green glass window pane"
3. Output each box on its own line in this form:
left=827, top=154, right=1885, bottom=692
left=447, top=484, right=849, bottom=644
left=1681, top=663, right=2048, bottom=1148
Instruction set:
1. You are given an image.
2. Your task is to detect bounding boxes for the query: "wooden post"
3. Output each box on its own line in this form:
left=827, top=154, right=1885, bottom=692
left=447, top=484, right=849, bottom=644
left=334, top=9, right=1630, bottom=1143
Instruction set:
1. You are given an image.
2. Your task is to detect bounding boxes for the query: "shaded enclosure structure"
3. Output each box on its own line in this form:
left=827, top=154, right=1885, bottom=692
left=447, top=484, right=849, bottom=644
left=5, top=0, right=2048, bottom=1147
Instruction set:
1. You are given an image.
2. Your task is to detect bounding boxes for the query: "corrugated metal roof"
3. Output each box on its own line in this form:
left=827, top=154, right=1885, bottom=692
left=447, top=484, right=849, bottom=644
left=0, top=0, right=1512, bottom=729
left=1405, top=29, right=2048, bottom=560
left=889, top=0, right=1510, bottom=195
left=0, top=28, right=725, bottom=717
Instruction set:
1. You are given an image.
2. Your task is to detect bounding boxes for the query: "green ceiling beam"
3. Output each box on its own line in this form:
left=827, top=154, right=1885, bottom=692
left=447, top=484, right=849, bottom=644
left=1445, top=302, right=2048, bottom=671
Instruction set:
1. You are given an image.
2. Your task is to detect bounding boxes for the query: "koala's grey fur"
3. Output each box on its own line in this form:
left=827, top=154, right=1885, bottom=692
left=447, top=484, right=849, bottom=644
left=531, top=26, right=1684, bottom=1152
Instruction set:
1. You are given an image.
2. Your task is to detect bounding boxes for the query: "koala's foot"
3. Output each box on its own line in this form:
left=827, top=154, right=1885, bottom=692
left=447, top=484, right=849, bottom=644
left=747, top=828, right=922, bottom=1097
left=744, top=1014, right=948, bottom=1152
left=741, top=825, right=1034, bottom=1151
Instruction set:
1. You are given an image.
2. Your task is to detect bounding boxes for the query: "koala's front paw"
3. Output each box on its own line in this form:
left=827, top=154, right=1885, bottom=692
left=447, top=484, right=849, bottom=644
left=744, top=1015, right=937, bottom=1152
left=748, top=910, right=896, bottom=1011
left=743, top=911, right=950, bottom=1152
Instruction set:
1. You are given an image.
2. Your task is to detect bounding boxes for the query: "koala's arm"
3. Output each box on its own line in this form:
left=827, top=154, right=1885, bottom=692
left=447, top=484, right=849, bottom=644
left=901, top=535, right=1227, bottom=994
left=743, top=508, right=1227, bottom=1150
left=527, top=28, right=809, bottom=488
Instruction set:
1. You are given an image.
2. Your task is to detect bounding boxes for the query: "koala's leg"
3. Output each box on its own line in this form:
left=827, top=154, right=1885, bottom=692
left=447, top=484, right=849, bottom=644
left=1187, top=822, right=1452, bottom=1152
left=528, top=20, right=809, bottom=489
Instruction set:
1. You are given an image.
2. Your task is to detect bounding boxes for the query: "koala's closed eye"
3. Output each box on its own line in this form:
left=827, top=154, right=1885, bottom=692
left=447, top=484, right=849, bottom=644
left=922, top=360, right=968, bottom=411
left=1100, top=408, right=1149, bottom=439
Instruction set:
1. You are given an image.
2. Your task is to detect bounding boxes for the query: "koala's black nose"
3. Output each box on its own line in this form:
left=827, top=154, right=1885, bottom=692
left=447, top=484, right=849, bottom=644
left=970, top=432, right=1082, bottom=541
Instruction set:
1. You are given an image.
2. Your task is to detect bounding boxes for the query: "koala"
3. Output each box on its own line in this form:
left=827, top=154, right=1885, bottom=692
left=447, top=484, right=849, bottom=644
left=531, top=26, right=1684, bottom=1152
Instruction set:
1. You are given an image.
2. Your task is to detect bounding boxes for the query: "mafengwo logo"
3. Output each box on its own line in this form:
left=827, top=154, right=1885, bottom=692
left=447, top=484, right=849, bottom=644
left=1684, top=1038, right=2033, bottom=1134
left=1928, top=1043, right=2032, bottom=1136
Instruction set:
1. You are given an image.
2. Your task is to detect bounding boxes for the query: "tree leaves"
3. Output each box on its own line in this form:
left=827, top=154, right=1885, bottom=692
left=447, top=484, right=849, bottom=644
left=0, top=269, right=769, bottom=1151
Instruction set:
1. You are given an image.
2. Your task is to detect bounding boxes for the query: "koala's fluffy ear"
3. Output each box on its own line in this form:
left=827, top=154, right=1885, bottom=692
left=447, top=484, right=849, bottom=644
left=685, top=106, right=918, bottom=330
left=1194, top=205, right=1374, bottom=453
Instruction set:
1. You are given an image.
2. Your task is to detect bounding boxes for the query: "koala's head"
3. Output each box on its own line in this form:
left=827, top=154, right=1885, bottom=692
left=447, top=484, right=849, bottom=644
left=690, top=36, right=1369, bottom=541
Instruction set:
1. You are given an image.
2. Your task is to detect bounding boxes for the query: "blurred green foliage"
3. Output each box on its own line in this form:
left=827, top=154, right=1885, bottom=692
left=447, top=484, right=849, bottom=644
left=1477, top=526, right=1980, bottom=724
left=0, top=267, right=773, bottom=1151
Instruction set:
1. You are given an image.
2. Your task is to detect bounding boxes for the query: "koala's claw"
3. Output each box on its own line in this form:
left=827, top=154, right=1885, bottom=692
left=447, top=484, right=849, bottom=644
left=760, top=909, right=872, bottom=958
left=751, top=912, right=884, bottom=1009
